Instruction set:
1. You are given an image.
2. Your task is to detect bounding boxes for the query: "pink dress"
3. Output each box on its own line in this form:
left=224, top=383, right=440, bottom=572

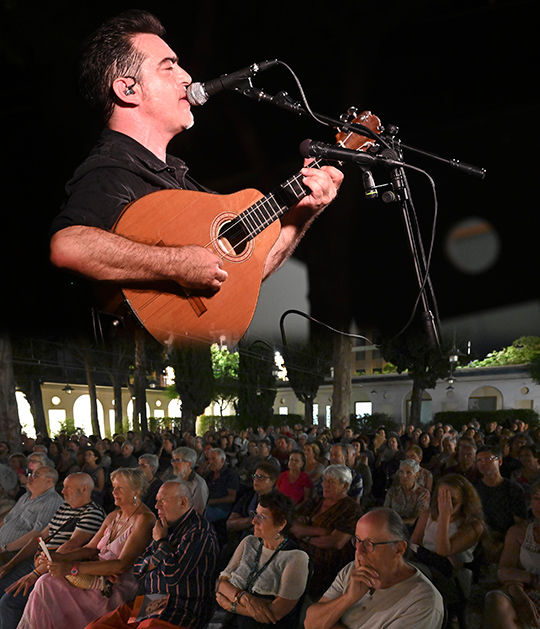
left=18, top=521, right=140, bottom=629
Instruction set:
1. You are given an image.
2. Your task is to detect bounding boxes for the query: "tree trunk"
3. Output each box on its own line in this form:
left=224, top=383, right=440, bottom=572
left=0, top=335, right=22, bottom=452
left=28, top=378, right=48, bottom=438
left=304, top=397, right=314, bottom=424
left=133, top=331, right=148, bottom=433
left=409, top=382, right=424, bottom=426
left=84, top=354, right=101, bottom=437
left=331, top=334, right=353, bottom=432
left=112, top=372, right=124, bottom=435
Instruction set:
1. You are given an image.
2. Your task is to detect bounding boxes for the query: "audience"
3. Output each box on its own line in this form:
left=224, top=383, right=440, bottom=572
left=17, top=468, right=155, bottom=629
left=0, top=472, right=105, bottom=629
left=4, top=415, right=540, bottom=628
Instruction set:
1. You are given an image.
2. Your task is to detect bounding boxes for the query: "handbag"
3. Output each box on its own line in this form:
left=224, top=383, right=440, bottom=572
left=414, top=545, right=454, bottom=578
left=66, top=573, right=106, bottom=590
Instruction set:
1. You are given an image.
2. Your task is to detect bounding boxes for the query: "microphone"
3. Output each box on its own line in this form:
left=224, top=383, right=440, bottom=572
left=186, top=60, right=279, bottom=106
left=299, top=140, right=402, bottom=168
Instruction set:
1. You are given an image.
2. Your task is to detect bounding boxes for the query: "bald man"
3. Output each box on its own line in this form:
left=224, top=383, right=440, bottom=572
left=0, top=473, right=105, bottom=629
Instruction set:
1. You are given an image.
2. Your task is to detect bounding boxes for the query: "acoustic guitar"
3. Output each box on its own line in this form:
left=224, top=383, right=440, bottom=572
left=103, top=111, right=382, bottom=347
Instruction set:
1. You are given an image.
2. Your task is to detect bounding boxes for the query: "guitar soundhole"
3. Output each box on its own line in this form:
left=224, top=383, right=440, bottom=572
left=217, top=219, right=249, bottom=256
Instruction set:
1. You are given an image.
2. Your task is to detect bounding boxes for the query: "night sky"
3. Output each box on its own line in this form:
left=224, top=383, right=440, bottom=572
left=2, top=0, right=538, bottom=356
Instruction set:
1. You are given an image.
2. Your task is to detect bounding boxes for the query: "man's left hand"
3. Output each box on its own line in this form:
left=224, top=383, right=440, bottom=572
left=295, top=163, right=343, bottom=216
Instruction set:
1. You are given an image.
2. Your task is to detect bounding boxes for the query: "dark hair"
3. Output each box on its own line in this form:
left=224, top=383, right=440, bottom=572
left=79, top=9, right=166, bottom=123
left=85, top=446, right=102, bottom=464
left=289, top=450, right=306, bottom=470
left=258, top=490, right=294, bottom=534
left=256, top=460, right=280, bottom=482
left=477, top=444, right=502, bottom=458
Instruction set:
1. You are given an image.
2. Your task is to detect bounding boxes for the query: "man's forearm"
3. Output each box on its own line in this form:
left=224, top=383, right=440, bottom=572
left=305, top=594, right=355, bottom=629
left=50, top=225, right=226, bottom=290
left=50, top=225, right=181, bottom=283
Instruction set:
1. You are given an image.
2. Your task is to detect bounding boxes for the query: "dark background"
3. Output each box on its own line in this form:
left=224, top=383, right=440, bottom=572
left=2, top=0, right=538, bottom=355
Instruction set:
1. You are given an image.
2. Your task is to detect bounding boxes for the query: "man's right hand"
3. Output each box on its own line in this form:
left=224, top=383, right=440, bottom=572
left=173, top=245, right=227, bottom=291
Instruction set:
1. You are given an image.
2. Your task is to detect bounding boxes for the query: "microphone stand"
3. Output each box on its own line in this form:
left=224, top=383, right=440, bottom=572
left=237, top=83, right=488, bottom=347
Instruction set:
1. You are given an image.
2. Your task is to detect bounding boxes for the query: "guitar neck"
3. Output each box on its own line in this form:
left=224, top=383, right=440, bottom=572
left=237, top=157, right=326, bottom=240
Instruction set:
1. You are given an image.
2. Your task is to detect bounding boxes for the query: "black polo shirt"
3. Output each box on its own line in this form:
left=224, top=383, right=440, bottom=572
left=51, top=128, right=203, bottom=234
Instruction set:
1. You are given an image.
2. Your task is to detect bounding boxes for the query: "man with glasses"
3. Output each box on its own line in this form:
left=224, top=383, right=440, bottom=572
left=0, top=467, right=63, bottom=560
left=474, top=445, right=527, bottom=541
left=226, top=460, right=279, bottom=537
left=304, top=507, right=444, bottom=629
left=170, top=447, right=208, bottom=515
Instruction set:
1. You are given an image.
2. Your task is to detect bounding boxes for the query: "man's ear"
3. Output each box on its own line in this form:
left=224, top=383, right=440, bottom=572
left=112, top=77, right=139, bottom=103
left=395, top=540, right=408, bottom=558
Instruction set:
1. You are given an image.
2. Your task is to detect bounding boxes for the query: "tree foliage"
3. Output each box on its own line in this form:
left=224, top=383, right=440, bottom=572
left=468, top=336, right=540, bottom=370
left=210, top=344, right=239, bottom=416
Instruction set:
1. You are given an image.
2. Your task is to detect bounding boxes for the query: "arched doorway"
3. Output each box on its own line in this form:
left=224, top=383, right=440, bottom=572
left=73, top=395, right=105, bottom=436
left=468, top=386, right=502, bottom=411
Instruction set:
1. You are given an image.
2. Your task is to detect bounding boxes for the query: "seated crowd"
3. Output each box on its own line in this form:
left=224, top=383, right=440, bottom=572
left=0, top=415, right=538, bottom=628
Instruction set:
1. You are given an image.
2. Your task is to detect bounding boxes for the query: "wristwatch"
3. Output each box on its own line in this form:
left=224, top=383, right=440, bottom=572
left=230, top=602, right=237, bottom=613
left=70, top=564, right=79, bottom=576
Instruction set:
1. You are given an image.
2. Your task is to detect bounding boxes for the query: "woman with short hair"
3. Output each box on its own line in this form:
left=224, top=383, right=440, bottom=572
left=216, top=491, right=309, bottom=628
left=291, top=465, right=362, bottom=599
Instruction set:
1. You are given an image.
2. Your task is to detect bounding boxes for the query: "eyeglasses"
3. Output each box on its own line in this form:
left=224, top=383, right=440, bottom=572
left=250, top=510, right=268, bottom=522
left=351, top=535, right=401, bottom=553
left=171, top=458, right=185, bottom=463
left=252, top=473, right=270, bottom=480
left=27, top=472, right=46, bottom=480
left=476, top=455, right=499, bottom=463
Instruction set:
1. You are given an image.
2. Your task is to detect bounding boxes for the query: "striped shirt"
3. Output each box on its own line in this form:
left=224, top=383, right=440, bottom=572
left=46, top=501, right=106, bottom=548
left=135, top=507, right=218, bottom=629
left=0, top=488, right=64, bottom=546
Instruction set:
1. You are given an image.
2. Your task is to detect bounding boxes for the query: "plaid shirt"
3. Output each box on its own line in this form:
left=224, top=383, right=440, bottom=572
left=134, top=507, right=218, bottom=629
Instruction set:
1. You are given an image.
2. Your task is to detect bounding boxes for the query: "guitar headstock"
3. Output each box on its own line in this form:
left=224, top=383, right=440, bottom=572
left=335, top=109, right=382, bottom=153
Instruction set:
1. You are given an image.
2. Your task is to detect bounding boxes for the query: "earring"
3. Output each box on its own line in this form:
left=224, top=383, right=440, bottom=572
left=133, top=495, right=137, bottom=505
left=275, top=532, right=282, bottom=540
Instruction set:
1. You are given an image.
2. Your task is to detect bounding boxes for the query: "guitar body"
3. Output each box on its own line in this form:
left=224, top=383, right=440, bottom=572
left=99, top=111, right=382, bottom=347
left=109, top=187, right=279, bottom=346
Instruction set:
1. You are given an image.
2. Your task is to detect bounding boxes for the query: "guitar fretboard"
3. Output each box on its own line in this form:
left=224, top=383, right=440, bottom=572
left=234, top=158, right=325, bottom=240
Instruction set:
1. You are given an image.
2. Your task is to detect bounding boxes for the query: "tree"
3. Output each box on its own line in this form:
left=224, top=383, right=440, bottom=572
left=380, top=332, right=450, bottom=426
left=211, top=344, right=239, bottom=416
left=0, top=335, right=22, bottom=451
left=12, top=338, right=49, bottom=439
left=468, top=336, right=540, bottom=369
left=282, top=338, right=331, bottom=424
left=169, top=341, right=214, bottom=433
left=237, top=340, right=277, bottom=429
left=331, top=333, right=354, bottom=432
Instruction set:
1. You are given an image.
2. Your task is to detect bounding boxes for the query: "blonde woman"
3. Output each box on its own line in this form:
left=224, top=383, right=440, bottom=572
left=18, top=468, right=155, bottom=629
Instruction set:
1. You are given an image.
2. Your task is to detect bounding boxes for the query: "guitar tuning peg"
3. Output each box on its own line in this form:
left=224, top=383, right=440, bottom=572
left=340, top=107, right=359, bottom=124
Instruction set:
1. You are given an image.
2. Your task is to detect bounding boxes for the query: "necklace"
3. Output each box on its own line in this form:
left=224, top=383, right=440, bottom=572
left=107, top=501, right=141, bottom=545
